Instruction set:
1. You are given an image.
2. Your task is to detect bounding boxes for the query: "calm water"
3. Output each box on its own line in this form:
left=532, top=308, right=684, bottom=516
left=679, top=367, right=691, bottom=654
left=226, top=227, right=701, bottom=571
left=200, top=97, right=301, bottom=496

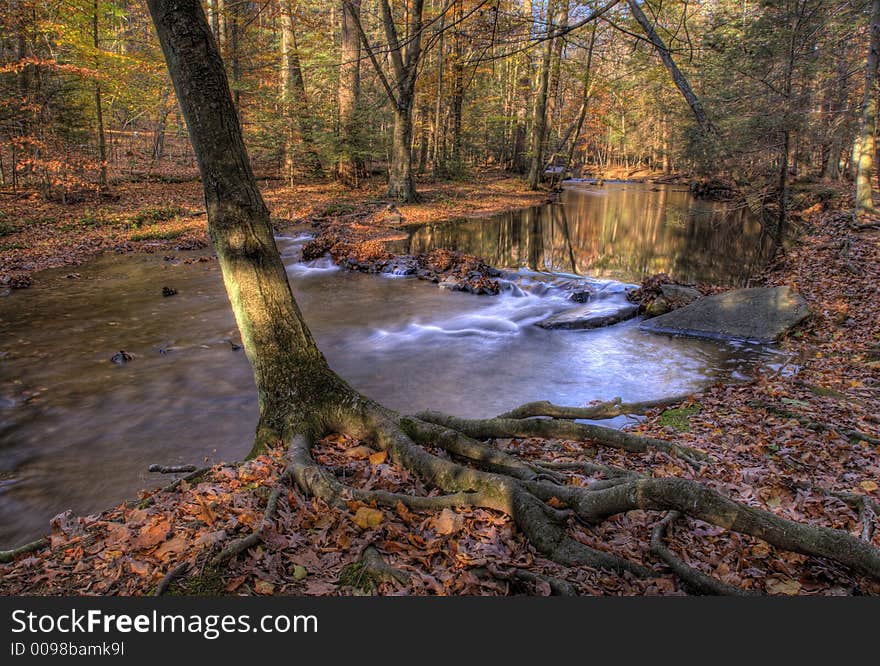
left=0, top=183, right=777, bottom=546
left=399, top=182, right=771, bottom=285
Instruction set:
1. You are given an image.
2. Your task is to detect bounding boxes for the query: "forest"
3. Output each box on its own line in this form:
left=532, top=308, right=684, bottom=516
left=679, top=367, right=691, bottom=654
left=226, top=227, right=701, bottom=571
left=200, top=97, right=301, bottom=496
left=0, top=0, right=879, bottom=598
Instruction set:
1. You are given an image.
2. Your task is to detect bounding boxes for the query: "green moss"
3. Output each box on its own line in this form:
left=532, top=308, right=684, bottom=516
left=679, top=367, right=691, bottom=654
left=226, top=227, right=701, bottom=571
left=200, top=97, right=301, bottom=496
left=0, top=220, right=19, bottom=237
left=338, top=562, right=375, bottom=594
left=658, top=404, right=702, bottom=432
left=129, top=205, right=183, bottom=228
left=165, top=564, right=227, bottom=596
left=130, top=227, right=185, bottom=242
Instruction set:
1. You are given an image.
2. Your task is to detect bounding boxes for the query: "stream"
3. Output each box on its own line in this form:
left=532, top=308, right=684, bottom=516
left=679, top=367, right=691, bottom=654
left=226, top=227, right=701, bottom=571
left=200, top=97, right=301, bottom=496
left=0, top=182, right=779, bottom=546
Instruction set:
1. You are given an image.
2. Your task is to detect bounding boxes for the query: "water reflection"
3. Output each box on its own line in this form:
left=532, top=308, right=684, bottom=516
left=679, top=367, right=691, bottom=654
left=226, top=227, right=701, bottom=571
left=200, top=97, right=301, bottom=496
left=0, top=185, right=778, bottom=546
left=400, top=183, right=771, bottom=285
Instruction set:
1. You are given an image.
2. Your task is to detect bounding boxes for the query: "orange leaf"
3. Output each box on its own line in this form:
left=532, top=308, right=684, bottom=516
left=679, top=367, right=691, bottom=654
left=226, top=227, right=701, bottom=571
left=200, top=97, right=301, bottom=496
left=369, top=450, right=388, bottom=466
left=352, top=506, right=384, bottom=529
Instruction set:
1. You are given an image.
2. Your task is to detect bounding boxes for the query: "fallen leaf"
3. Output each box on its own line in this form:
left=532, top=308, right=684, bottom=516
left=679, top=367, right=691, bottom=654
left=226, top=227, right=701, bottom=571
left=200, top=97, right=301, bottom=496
left=344, top=446, right=373, bottom=460
left=369, top=450, right=388, bottom=466
left=860, top=480, right=878, bottom=493
left=352, top=506, right=384, bottom=529
left=130, top=518, right=171, bottom=551
left=254, top=580, right=275, bottom=595
left=766, top=577, right=802, bottom=595
left=431, top=508, right=463, bottom=535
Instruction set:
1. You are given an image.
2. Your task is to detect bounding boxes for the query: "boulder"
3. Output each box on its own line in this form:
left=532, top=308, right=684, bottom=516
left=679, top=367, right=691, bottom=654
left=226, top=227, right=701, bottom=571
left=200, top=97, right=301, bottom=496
left=536, top=302, right=639, bottom=330
left=639, top=286, right=809, bottom=343
left=659, top=283, right=701, bottom=305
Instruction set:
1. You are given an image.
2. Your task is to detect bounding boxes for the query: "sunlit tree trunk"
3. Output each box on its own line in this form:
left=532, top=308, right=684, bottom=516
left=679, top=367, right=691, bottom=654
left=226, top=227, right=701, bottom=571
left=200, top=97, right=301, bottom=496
left=855, top=0, right=880, bottom=212
left=527, top=1, right=556, bottom=189
left=147, top=0, right=344, bottom=455
left=280, top=1, right=323, bottom=180
left=93, top=0, right=110, bottom=192
left=627, top=0, right=716, bottom=140
left=336, top=0, right=363, bottom=185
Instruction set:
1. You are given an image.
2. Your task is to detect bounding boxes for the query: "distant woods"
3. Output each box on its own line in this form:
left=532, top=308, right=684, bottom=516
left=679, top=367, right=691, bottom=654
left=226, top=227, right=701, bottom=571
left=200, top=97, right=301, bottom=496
left=1, top=0, right=878, bottom=205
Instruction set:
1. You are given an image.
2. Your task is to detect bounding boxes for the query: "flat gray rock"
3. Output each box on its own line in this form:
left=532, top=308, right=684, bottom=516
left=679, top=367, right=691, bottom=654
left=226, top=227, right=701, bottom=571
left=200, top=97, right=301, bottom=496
left=536, top=302, right=639, bottom=330
left=639, top=286, right=809, bottom=343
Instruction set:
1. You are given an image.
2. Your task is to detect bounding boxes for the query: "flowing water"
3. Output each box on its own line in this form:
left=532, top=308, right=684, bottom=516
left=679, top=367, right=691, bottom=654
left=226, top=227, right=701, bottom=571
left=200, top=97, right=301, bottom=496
left=0, top=182, right=778, bottom=546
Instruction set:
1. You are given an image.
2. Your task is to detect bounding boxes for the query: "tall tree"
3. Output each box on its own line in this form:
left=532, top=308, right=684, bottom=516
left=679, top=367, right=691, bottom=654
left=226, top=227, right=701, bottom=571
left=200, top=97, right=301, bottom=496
left=353, top=0, right=426, bottom=202
left=93, top=0, right=110, bottom=192
left=336, top=0, right=363, bottom=185
left=280, top=0, right=323, bottom=180
left=626, top=0, right=716, bottom=139
left=527, top=0, right=557, bottom=189
left=855, top=0, right=880, bottom=212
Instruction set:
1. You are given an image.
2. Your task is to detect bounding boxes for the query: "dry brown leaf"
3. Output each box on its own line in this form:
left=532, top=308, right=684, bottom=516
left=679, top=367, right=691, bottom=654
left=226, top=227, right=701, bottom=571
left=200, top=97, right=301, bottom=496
left=254, top=580, right=275, bottom=595
left=130, top=518, right=171, bottom=551
left=765, top=577, right=802, bottom=595
left=431, top=508, right=463, bottom=535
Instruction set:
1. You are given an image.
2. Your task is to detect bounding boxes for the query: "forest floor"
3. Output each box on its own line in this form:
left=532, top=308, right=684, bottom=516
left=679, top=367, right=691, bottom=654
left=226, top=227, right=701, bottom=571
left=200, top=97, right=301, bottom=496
left=0, top=169, right=550, bottom=286
left=1, top=186, right=879, bottom=596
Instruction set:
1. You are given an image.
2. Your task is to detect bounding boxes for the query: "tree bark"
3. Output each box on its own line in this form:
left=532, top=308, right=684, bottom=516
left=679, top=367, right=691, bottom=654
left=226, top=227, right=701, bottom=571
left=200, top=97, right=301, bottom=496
left=855, top=0, right=880, bottom=212
left=280, top=1, right=323, bottom=180
left=527, top=1, right=556, bottom=190
left=336, top=0, right=363, bottom=185
left=93, top=0, right=110, bottom=192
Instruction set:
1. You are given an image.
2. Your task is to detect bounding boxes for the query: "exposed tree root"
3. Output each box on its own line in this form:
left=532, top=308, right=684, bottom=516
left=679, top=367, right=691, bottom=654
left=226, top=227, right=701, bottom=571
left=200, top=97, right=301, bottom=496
left=165, top=398, right=880, bottom=595
left=153, top=562, right=189, bottom=596
left=0, top=537, right=49, bottom=564
left=649, top=512, right=752, bottom=596
left=477, top=564, right=577, bottom=596
left=359, top=546, right=411, bottom=585
left=414, top=410, right=710, bottom=464
left=496, top=394, right=693, bottom=421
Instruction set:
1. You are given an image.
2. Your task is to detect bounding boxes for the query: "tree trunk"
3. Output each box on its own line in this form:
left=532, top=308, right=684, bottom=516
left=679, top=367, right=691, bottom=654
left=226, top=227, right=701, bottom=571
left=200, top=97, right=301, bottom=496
left=280, top=0, right=323, bottom=180
left=147, top=0, right=342, bottom=454
left=336, top=0, right=363, bottom=185
left=93, top=0, right=110, bottom=192
left=855, top=0, right=880, bottom=212
left=388, top=104, right=417, bottom=202
left=626, top=0, right=716, bottom=140
left=527, top=2, right=556, bottom=190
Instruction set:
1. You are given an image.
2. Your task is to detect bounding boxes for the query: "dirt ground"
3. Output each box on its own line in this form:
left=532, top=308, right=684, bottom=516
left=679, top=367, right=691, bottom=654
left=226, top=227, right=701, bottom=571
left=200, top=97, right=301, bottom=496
left=0, top=170, right=550, bottom=286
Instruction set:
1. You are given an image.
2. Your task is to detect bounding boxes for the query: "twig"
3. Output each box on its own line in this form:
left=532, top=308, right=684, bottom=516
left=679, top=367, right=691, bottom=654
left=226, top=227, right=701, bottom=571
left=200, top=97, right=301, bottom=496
left=149, top=464, right=198, bottom=474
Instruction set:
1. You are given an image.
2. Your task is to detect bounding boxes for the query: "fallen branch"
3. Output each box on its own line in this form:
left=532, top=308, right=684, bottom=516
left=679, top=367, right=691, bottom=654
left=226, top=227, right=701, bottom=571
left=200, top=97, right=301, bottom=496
left=148, top=464, right=198, bottom=474
left=496, top=394, right=694, bottom=421
left=0, top=537, right=49, bottom=564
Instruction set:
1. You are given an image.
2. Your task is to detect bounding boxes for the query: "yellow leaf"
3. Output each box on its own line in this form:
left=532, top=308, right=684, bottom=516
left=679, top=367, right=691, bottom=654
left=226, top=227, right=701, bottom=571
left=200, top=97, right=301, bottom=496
left=254, top=580, right=275, bottom=595
left=344, top=446, right=373, bottom=460
left=369, top=450, right=388, bottom=466
left=352, top=506, right=384, bottom=529
left=860, top=480, right=879, bottom=493
left=765, top=577, right=801, bottom=596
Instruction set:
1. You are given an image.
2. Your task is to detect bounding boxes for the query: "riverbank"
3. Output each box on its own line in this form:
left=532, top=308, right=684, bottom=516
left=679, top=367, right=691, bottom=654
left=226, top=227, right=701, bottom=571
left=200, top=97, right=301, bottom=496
left=1, top=193, right=878, bottom=595
left=0, top=169, right=550, bottom=286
